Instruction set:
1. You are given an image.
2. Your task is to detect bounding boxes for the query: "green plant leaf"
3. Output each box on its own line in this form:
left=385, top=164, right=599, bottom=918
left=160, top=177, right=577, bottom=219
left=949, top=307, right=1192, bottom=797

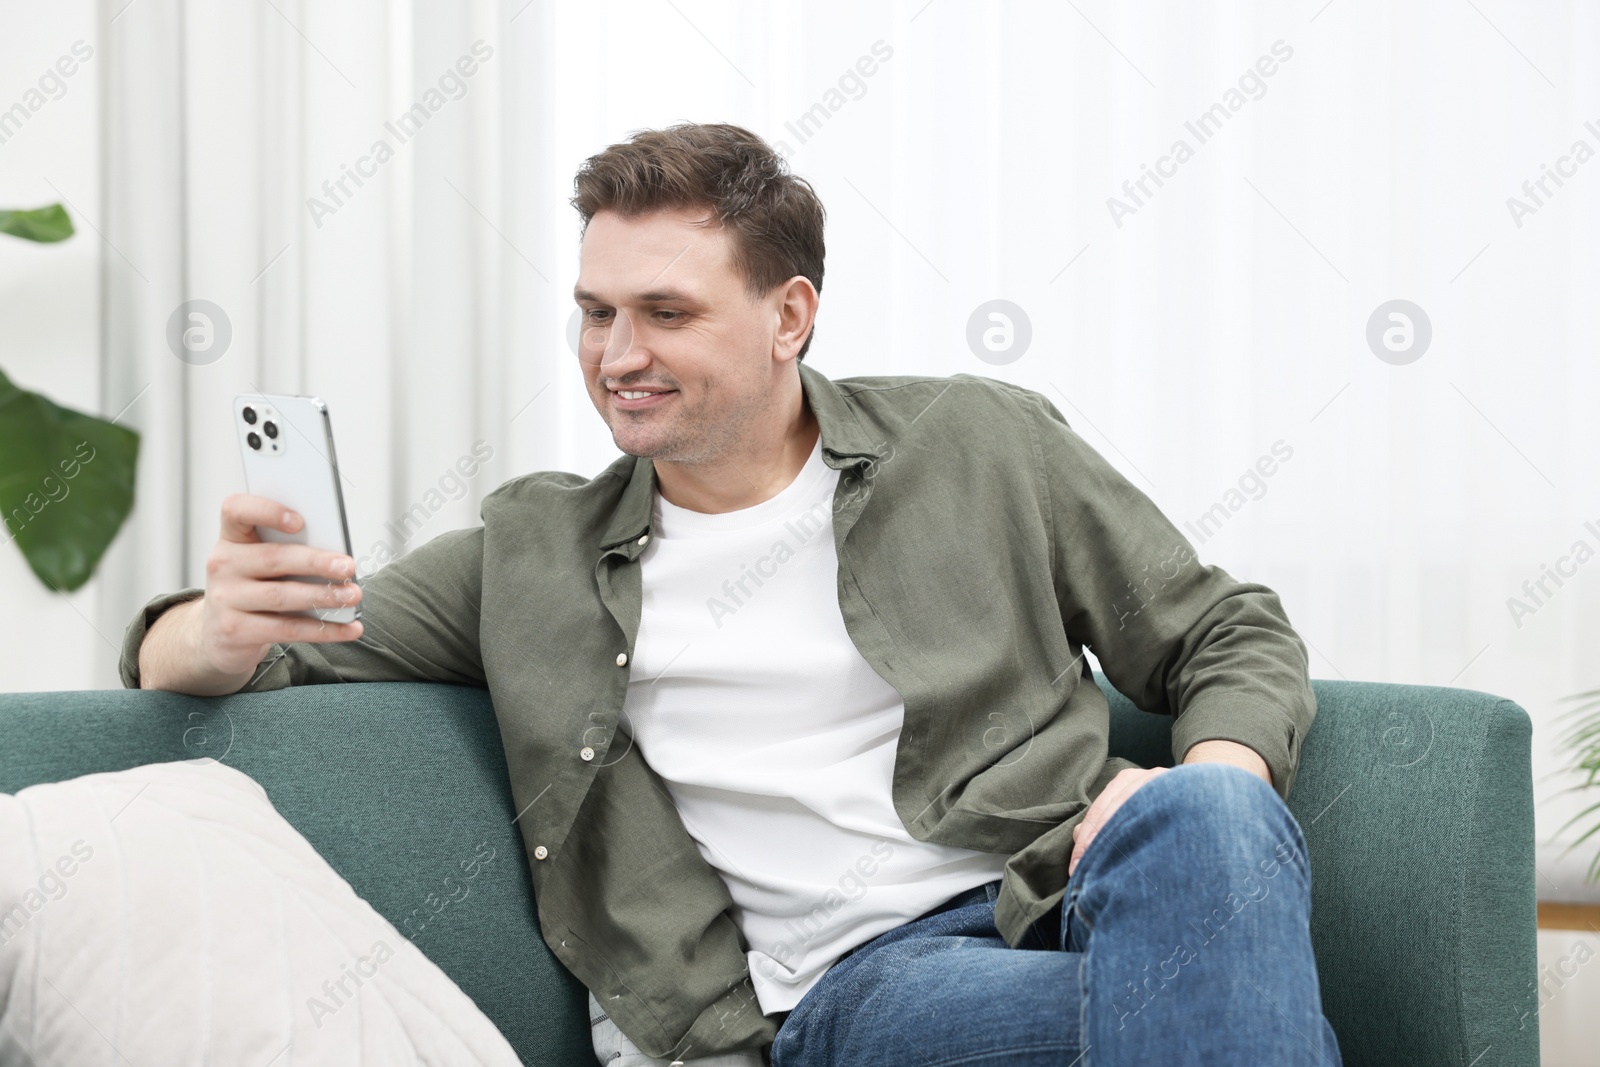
left=1554, top=800, right=1600, bottom=842
left=0, top=204, right=74, bottom=243
left=0, top=368, right=139, bottom=591
left=1555, top=688, right=1600, bottom=882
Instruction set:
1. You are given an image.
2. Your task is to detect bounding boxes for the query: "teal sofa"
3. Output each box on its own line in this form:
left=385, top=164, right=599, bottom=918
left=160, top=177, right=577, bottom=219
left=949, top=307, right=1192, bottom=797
left=0, top=676, right=1538, bottom=1066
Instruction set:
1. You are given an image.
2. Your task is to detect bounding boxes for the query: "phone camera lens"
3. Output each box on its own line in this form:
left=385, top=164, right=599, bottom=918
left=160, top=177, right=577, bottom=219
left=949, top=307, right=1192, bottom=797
left=242, top=406, right=257, bottom=425
left=263, top=420, right=278, bottom=439
left=247, top=431, right=261, bottom=450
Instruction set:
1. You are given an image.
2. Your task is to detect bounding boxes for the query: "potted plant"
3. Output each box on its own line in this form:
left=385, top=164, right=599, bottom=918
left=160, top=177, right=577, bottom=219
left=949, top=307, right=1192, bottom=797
left=1556, top=687, right=1600, bottom=882
left=0, top=204, right=139, bottom=592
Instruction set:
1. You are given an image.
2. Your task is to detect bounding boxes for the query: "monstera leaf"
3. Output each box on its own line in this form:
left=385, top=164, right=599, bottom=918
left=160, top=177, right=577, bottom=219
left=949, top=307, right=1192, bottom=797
left=0, top=368, right=140, bottom=591
left=1, top=202, right=140, bottom=592
left=0, top=204, right=74, bottom=243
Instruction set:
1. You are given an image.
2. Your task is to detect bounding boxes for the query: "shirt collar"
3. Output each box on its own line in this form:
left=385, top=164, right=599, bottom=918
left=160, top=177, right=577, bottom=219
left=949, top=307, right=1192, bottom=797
left=599, top=362, right=885, bottom=552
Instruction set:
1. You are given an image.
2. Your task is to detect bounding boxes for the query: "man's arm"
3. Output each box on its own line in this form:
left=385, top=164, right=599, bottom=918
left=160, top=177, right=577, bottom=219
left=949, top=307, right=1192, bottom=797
left=1011, top=388, right=1310, bottom=876
left=138, top=595, right=260, bottom=695
left=1018, top=388, right=1316, bottom=798
left=123, top=493, right=485, bottom=694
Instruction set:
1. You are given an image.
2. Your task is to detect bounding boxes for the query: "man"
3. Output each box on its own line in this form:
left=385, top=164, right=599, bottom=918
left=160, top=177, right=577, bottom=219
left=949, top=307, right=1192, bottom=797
left=123, top=122, right=1341, bottom=1066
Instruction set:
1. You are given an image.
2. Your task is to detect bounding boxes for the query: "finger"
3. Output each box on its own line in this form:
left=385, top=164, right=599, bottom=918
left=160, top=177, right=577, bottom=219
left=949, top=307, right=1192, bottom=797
left=1069, top=825, right=1093, bottom=876
left=1096, top=768, right=1150, bottom=822
left=233, top=576, right=363, bottom=615
left=219, top=493, right=304, bottom=544
left=1070, top=812, right=1105, bottom=875
left=1076, top=803, right=1106, bottom=847
left=1086, top=769, right=1163, bottom=843
left=218, top=541, right=356, bottom=582
left=1080, top=776, right=1129, bottom=837
left=1101, top=768, right=1142, bottom=806
left=230, top=613, right=365, bottom=646
left=1070, top=768, right=1153, bottom=877
left=1071, top=775, right=1140, bottom=873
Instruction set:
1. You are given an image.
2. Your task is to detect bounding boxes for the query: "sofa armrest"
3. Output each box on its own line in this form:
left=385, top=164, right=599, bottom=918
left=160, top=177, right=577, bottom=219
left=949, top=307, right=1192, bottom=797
left=1100, top=674, right=1538, bottom=1067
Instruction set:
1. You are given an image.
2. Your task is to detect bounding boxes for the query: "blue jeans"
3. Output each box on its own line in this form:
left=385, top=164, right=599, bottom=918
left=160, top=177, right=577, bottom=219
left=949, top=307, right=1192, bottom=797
left=768, top=763, right=1343, bottom=1066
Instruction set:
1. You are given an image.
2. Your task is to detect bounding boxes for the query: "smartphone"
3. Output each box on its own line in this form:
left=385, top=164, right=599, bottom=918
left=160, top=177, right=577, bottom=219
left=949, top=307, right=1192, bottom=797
left=232, top=393, right=360, bottom=624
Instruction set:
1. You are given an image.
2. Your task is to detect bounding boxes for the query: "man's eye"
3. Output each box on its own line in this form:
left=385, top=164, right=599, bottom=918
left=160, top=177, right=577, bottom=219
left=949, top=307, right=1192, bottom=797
left=583, top=308, right=681, bottom=323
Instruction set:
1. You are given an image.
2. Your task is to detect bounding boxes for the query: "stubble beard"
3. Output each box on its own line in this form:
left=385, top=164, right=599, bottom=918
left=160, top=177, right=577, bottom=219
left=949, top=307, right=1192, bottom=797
left=610, top=385, right=764, bottom=469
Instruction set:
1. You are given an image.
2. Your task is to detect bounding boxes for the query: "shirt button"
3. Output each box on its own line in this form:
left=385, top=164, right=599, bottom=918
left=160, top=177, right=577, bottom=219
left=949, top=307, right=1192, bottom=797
left=533, top=845, right=548, bottom=860
left=580, top=746, right=595, bottom=761
left=638, top=534, right=650, bottom=546
left=616, top=652, right=628, bottom=667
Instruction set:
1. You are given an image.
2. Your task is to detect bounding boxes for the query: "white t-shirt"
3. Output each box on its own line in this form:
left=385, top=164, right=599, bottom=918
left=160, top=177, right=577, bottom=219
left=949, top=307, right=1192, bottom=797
left=621, top=438, right=1012, bottom=1014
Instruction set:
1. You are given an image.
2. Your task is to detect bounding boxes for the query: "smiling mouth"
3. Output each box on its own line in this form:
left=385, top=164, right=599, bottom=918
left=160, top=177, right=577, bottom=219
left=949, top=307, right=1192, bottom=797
left=607, top=386, right=676, bottom=410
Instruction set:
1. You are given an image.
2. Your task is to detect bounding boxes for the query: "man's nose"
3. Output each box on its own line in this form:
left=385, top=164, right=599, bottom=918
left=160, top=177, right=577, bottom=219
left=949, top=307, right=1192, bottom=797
left=598, top=307, right=647, bottom=375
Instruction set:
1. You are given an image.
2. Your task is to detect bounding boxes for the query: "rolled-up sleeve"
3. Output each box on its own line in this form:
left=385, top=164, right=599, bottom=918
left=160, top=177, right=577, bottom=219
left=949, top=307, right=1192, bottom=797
left=1026, top=391, right=1315, bottom=798
left=118, top=525, right=487, bottom=693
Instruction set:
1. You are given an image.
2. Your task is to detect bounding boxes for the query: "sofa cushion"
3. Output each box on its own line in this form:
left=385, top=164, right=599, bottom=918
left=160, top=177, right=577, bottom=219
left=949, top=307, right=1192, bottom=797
left=0, top=757, right=522, bottom=1066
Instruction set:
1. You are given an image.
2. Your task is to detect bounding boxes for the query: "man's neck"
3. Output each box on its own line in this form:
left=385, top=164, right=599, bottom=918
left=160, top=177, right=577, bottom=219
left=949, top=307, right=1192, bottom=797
left=653, top=384, right=821, bottom=515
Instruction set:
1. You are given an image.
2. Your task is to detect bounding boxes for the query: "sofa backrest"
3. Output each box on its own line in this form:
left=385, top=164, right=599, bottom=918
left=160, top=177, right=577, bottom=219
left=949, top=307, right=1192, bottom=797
left=0, top=676, right=1537, bottom=1066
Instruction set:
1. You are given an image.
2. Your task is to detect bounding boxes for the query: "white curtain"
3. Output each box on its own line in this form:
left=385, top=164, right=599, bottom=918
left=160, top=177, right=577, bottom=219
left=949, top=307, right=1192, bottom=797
left=24, top=0, right=1596, bottom=909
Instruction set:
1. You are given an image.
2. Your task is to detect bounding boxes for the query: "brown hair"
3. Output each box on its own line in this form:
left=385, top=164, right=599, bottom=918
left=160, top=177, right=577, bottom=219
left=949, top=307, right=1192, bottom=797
left=570, top=122, right=826, bottom=360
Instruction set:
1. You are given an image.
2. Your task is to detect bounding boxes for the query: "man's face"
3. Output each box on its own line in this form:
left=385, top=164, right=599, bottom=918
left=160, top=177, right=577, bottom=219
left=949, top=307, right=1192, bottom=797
left=573, top=206, right=788, bottom=464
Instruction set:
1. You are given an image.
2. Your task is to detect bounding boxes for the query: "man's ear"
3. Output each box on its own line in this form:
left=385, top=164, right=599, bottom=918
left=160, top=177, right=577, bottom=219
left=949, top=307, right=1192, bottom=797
left=771, top=276, right=819, bottom=364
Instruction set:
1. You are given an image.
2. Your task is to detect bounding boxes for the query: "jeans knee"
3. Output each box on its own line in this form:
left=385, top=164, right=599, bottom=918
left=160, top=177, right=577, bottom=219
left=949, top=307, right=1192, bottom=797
left=1137, top=763, right=1306, bottom=872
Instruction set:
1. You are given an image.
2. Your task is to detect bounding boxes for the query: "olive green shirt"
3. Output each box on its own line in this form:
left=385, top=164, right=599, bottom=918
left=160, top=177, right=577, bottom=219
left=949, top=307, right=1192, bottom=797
left=119, top=363, right=1314, bottom=1061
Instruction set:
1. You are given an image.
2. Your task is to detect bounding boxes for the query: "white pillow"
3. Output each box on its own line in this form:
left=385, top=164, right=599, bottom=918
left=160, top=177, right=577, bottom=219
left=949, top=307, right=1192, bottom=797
left=0, top=757, right=522, bottom=1066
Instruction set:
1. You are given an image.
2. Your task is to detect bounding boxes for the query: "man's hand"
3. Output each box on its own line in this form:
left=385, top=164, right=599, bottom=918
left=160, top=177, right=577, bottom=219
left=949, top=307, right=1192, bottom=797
left=1068, top=766, right=1168, bottom=876
left=138, top=494, right=363, bottom=694
left=1067, top=740, right=1272, bottom=877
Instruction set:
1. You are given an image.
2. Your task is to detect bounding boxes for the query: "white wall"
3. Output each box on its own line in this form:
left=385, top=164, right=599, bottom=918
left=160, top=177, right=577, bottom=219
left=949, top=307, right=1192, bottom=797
left=0, top=2, right=103, bottom=690
left=1536, top=928, right=1600, bottom=1067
